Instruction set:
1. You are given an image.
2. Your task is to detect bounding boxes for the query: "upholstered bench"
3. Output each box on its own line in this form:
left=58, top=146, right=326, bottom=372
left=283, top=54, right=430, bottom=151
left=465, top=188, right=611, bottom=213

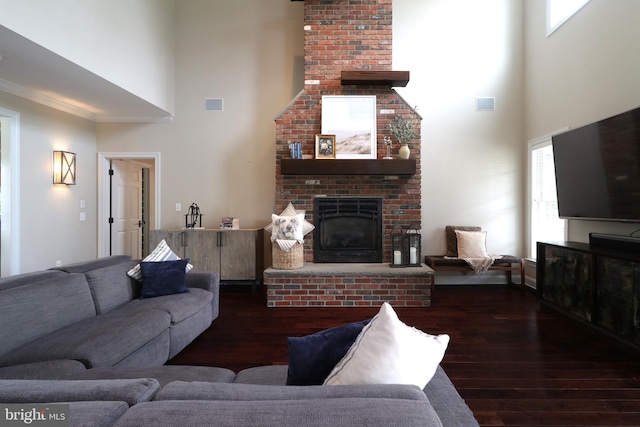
left=424, top=255, right=524, bottom=286
left=426, top=225, right=524, bottom=288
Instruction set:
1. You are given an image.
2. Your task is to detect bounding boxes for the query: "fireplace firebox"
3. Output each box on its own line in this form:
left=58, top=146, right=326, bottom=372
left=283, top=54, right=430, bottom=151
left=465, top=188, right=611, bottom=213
left=313, top=197, right=383, bottom=263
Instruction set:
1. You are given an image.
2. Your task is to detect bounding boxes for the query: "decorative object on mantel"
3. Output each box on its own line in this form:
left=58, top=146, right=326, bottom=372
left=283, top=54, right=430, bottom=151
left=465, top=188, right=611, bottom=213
left=383, top=136, right=393, bottom=159
left=184, top=203, right=203, bottom=229
left=390, top=224, right=406, bottom=268
left=265, top=202, right=315, bottom=270
left=321, top=95, right=377, bottom=159
left=388, top=117, right=418, bottom=160
left=315, top=134, right=336, bottom=159
left=289, top=141, right=302, bottom=159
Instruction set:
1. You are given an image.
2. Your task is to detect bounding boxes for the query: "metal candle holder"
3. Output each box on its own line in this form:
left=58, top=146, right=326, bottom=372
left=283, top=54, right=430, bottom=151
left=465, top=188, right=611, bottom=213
left=185, top=203, right=203, bottom=229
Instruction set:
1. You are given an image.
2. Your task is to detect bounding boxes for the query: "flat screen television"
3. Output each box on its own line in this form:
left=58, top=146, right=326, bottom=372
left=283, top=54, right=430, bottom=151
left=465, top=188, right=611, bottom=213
left=552, top=107, right=640, bottom=222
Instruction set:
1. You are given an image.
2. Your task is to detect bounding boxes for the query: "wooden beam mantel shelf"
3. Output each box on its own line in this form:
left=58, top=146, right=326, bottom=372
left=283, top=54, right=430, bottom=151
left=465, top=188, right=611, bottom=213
left=281, top=159, right=416, bottom=176
left=340, top=71, right=410, bottom=87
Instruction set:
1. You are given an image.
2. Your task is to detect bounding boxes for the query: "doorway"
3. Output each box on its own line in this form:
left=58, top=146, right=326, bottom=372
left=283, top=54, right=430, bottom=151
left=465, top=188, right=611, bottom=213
left=97, top=152, right=161, bottom=259
left=0, top=107, right=20, bottom=276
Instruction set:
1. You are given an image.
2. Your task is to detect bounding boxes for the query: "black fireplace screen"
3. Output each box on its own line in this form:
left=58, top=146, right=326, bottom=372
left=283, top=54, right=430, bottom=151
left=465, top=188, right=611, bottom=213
left=313, top=197, right=383, bottom=263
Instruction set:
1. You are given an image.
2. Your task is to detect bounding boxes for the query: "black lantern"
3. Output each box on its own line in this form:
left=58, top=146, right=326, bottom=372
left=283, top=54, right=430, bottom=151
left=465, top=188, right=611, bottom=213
left=185, top=203, right=203, bottom=229
left=390, top=223, right=406, bottom=268
left=405, top=223, right=422, bottom=267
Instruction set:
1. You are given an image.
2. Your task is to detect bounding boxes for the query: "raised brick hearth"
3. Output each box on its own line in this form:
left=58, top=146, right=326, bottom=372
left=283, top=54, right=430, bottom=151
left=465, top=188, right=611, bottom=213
left=265, top=264, right=432, bottom=307
left=268, top=0, right=427, bottom=307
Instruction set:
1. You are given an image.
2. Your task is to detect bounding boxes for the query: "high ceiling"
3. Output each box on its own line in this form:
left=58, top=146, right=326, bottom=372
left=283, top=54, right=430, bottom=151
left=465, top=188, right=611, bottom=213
left=0, top=26, right=172, bottom=122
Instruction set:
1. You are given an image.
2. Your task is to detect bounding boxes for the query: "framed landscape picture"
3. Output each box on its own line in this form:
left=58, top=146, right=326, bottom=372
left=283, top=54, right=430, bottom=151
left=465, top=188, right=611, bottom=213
left=315, top=134, right=336, bottom=159
left=321, top=95, right=377, bottom=159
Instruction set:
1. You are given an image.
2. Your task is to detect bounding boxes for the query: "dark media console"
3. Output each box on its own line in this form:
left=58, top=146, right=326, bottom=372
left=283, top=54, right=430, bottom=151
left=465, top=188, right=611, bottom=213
left=537, top=241, right=640, bottom=352
left=589, top=233, right=640, bottom=253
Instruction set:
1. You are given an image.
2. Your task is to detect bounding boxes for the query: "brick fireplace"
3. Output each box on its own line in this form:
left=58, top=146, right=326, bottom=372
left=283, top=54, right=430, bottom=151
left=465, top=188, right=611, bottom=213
left=265, top=0, right=431, bottom=307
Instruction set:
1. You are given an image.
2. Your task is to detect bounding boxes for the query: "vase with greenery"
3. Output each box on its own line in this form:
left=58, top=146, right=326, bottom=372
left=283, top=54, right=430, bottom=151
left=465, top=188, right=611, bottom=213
left=388, top=118, right=418, bottom=159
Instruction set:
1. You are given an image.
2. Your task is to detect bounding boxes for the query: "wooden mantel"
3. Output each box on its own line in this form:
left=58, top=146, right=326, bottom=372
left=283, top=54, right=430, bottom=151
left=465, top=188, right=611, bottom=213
left=340, top=71, right=410, bottom=87
left=281, top=159, right=416, bottom=176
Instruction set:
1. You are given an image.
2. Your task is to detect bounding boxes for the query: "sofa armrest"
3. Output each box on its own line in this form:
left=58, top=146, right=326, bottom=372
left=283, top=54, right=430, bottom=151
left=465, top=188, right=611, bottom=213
left=185, top=271, right=220, bottom=320
left=0, top=378, right=160, bottom=405
left=185, top=271, right=219, bottom=293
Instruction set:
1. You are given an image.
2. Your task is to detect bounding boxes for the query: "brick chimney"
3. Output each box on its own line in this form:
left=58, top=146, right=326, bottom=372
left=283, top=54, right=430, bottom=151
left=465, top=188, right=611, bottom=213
left=275, top=0, right=422, bottom=264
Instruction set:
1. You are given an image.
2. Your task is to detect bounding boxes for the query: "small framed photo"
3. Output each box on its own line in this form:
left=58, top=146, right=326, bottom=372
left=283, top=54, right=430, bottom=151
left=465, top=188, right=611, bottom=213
left=315, top=134, right=336, bottom=159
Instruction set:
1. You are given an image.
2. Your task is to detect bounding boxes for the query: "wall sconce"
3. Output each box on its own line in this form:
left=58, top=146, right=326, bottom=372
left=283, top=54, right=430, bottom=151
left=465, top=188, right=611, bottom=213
left=53, top=151, right=76, bottom=185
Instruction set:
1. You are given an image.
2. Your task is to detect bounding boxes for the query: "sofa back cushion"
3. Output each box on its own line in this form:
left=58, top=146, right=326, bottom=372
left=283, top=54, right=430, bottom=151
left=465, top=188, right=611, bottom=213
left=0, top=274, right=96, bottom=358
left=0, top=270, right=68, bottom=292
left=51, top=255, right=133, bottom=274
left=84, top=260, right=141, bottom=314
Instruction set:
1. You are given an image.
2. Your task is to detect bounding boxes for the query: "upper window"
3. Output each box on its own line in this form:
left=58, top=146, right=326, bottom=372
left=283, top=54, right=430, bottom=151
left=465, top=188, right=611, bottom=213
left=547, top=0, right=591, bottom=36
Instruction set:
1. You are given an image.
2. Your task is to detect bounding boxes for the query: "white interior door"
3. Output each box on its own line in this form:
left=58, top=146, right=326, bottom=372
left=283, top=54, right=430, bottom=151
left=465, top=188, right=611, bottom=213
left=111, top=159, right=142, bottom=259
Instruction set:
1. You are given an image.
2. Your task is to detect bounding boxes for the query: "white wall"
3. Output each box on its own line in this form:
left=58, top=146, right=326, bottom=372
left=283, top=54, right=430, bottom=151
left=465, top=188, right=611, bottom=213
left=0, top=92, right=97, bottom=273
left=0, top=0, right=175, bottom=114
left=395, top=0, right=526, bottom=257
left=524, top=0, right=640, bottom=242
left=97, top=0, right=304, bottom=230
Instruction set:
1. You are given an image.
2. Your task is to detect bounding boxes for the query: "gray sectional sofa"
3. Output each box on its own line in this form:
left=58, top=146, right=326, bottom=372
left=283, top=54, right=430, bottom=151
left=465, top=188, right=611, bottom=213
left=0, top=256, right=478, bottom=426
left=0, top=255, right=219, bottom=369
left=0, top=365, right=478, bottom=427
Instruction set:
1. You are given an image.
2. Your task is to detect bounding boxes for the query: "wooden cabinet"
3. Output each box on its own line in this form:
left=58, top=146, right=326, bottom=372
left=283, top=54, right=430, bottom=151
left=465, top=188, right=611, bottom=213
left=537, top=241, right=640, bottom=350
left=150, top=229, right=264, bottom=284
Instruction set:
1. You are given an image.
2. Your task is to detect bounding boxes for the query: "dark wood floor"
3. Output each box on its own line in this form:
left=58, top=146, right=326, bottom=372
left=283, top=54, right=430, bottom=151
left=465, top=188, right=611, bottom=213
left=169, top=284, right=640, bottom=427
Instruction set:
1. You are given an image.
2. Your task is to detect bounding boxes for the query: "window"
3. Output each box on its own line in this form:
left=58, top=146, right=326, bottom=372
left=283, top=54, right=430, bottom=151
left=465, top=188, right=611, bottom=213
left=547, top=0, right=591, bottom=36
left=528, top=135, right=566, bottom=259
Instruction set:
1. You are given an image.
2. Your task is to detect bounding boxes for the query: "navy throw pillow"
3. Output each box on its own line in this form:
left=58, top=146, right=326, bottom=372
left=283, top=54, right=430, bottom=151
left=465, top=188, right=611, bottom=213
left=139, top=258, right=190, bottom=299
left=286, top=319, right=370, bottom=386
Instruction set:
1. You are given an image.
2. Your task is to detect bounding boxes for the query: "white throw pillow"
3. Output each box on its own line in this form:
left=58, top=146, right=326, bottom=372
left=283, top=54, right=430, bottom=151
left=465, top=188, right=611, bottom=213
left=270, top=213, right=305, bottom=243
left=127, top=239, right=193, bottom=282
left=324, top=302, right=450, bottom=389
left=455, top=230, right=488, bottom=258
left=265, top=202, right=314, bottom=237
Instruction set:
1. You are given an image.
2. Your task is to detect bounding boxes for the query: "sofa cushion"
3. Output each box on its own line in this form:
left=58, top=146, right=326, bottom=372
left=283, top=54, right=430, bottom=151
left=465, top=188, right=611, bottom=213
left=83, top=260, right=141, bottom=314
left=233, top=365, right=288, bottom=385
left=69, top=401, right=129, bottom=427
left=0, top=378, right=160, bottom=405
left=127, top=239, right=193, bottom=282
left=0, top=270, right=67, bottom=292
left=454, top=229, right=488, bottom=258
left=157, top=381, right=428, bottom=402
left=139, top=259, right=190, bottom=299
left=122, top=288, right=212, bottom=325
left=324, top=302, right=450, bottom=389
left=0, top=308, right=171, bottom=368
left=74, top=365, right=235, bottom=388
left=286, top=319, right=370, bottom=385
left=0, top=273, right=96, bottom=360
left=114, top=398, right=443, bottom=427
left=445, top=225, right=481, bottom=257
left=0, top=360, right=87, bottom=380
